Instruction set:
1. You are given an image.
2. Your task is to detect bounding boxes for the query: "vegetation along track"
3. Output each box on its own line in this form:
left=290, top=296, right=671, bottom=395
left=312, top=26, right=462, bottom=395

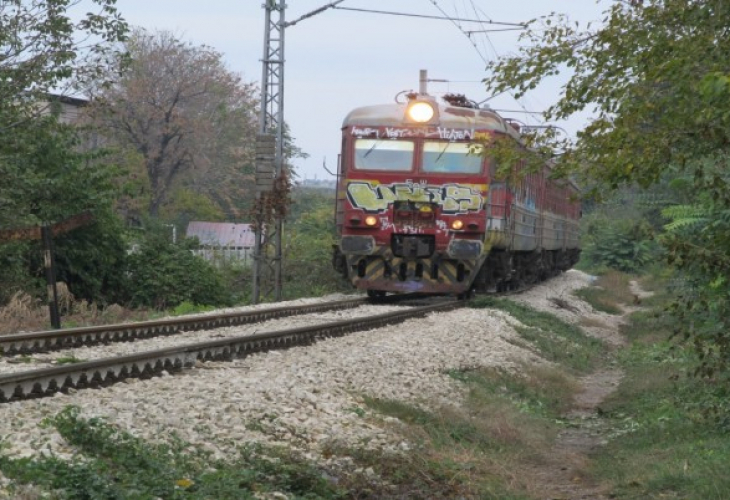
left=0, top=298, right=461, bottom=403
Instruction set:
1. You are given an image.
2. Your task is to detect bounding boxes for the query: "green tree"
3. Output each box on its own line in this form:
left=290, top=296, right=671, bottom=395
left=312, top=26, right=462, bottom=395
left=0, top=115, right=127, bottom=304
left=0, top=0, right=127, bottom=130
left=484, top=0, right=730, bottom=405
left=484, top=0, right=730, bottom=193
left=283, top=188, right=348, bottom=298
left=0, top=1, right=128, bottom=303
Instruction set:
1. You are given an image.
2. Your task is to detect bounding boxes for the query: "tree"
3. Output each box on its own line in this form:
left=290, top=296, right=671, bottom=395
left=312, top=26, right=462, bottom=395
left=484, top=0, right=730, bottom=193
left=0, top=0, right=127, bottom=128
left=0, top=114, right=128, bottom=304
left=1, top=0, right=128, bottom=228
left=0, top=1, right=128, bottom=303
left=87, top=29, right=260, bottom=218
left=483, top=0, right=730, bottom=408
left=283, top=188, right=349, bottom=299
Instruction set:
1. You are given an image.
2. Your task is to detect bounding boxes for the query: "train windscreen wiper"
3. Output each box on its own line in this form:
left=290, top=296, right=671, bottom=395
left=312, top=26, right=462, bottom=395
left=434, top=142, right=451, bottom=164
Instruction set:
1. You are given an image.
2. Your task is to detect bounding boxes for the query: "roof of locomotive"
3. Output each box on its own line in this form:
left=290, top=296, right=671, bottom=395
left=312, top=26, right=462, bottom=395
left=342, top=100, right=522, bottom=139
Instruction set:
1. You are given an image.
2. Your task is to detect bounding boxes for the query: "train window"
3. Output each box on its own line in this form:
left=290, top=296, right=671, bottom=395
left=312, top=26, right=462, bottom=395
left=354, top=139, right=414, bottom=171
left=422, top=141, right=482, bottom=174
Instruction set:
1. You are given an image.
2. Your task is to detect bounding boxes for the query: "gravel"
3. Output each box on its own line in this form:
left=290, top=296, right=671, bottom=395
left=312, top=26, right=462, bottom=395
left=0, top=271, right=595, bottom=488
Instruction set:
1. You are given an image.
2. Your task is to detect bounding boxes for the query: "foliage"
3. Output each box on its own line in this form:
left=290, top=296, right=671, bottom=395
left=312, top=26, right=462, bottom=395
left=0, top=0, right=127, bottom=126
left=594, top=305, right=730, bottom=499
left=283, top=189, right=351, bottom=299
left=124, top=226, right=232, bottom=309
left=159, top=188, right=225, bottom=227
left=485, top=0, right=730, bottom=193
left=87, top=29, right=260, bottom=217
left=0, top=117, right=127, bottom=305
left=581, top=215, right=659, bottom=274
left=0, top=0, right=128, bottom=306
left=485, top=0, right=730, bottom=411
left=171, top=301, right=216, bottom=316
left=661, top=191, right=730, bottom=412
left=0, top=406, right=341, bottom=499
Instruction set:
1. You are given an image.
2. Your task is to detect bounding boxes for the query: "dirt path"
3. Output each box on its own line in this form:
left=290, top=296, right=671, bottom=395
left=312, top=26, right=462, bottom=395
left=525, top=367, right=622, bottom=500
left=518, top=278, right=651, bottom=500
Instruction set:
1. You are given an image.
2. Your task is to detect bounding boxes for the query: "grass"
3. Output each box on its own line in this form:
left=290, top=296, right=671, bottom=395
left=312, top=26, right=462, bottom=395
left=0, top=290, right=155, bottom=335
left=574, top=287, right=624, bottom=314
left=171, top=301, right=217, bottom=316
left=574, top=270, right=633, bottom=314
left=589, top=284, right=730, bottom=499
left=469, top=296, right=605, bottom=373
left=339, top=363, right=582, bottom=499
left=0, top=361, right=578, bottom=500
left=0, top=406, right=343, bottom=500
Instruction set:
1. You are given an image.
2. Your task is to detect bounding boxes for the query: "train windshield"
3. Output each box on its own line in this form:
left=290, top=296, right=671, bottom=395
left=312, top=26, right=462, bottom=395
left=354, top=139, right=414, bottom=171
left=422, top=141, right=482, bottom=174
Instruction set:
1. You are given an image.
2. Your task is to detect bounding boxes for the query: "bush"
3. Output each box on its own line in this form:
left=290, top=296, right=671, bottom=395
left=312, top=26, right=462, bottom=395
left=124, top=229, right=231, bottom=309
left=580, top=215, right=660, bottom=273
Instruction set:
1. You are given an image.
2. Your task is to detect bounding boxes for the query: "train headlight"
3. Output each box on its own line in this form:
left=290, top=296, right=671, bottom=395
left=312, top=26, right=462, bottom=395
left=407, top=101, right=435, bottom=123
left=451, top=219, right=464, bottom=230
left=365, top=215, right=378, bottom=227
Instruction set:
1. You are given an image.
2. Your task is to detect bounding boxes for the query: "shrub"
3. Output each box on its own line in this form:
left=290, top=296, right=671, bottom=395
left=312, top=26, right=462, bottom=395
left=580, top=215, right=660, bottom=273
left=124, top=229, right=231, bottom=309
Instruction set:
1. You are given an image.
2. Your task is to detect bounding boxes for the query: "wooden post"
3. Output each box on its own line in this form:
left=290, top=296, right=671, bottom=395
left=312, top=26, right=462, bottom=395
left=41, top=224, right=61, bottom=329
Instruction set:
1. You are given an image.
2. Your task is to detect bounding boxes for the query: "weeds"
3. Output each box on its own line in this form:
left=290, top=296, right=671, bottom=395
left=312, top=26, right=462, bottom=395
left=0, top=406, right=341, bottom=499
left=573, top=270, right=634, bottom=314
left=589, top=286, right=730, bottom=499
left=469, top=296, right=605, bottom=372
left=574, top=287, right=624, bottom=314
left=352, top=365, right=582, bottom=498
left=357, top=395, right=536, bottom=499
left=171, top=301, right=216, bottom=316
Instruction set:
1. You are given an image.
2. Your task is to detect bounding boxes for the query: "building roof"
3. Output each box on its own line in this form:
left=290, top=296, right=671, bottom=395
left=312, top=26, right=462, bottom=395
left=186, top=222, right=255, bottom=248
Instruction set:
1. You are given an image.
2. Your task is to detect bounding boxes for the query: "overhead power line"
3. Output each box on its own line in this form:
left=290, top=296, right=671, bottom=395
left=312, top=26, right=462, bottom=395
left=331, top=6, right=525, bottom=27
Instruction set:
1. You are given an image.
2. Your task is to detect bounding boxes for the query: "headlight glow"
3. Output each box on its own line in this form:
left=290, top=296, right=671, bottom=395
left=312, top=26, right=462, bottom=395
left=407, top=102, right=435, bottom=123
left=365, top=216, right=378, bottom=227
left=451, top=219, right=464, bottom=230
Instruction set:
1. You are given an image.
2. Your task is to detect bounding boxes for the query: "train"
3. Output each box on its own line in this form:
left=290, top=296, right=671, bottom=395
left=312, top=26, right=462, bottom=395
left=332, top=87, right=581, bottom=298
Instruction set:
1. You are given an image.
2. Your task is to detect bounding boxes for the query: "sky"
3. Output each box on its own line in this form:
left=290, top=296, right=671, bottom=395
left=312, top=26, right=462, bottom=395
left=110, top=0, right=609, bottom=180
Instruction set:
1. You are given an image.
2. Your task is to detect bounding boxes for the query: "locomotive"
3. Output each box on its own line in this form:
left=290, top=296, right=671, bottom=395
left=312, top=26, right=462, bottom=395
left=332, top=87, right=580, bottom=298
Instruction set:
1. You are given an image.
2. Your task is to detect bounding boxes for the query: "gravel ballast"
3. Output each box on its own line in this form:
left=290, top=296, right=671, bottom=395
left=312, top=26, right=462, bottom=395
left=0, top=270, right=597, bottom=475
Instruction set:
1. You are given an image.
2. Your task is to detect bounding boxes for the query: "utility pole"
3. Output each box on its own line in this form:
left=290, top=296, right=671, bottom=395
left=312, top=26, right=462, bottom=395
left=252, top=1, right=285, bottom=304
left=252, top=0, right=344, bottom=304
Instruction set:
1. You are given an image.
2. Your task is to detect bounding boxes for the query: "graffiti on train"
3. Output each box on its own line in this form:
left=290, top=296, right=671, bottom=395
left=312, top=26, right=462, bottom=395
left=346, top=180, right=485, bottom=214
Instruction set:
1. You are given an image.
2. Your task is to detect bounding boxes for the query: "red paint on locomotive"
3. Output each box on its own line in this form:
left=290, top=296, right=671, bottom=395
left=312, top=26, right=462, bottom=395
left=332, top=92, right=581, bottom=297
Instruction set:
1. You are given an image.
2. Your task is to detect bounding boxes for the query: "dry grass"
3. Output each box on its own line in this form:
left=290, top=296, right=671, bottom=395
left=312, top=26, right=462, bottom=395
left=349, top=363, right=582, bottom=498
left=0, top=285, right=149, bottom=335
left=574, top=270, right=634, bottom=315
left=579, top=316, right=611, bottom=330
left=0, top=292, right=48, bottom=334
left=596, top=270, right=632, bottom=297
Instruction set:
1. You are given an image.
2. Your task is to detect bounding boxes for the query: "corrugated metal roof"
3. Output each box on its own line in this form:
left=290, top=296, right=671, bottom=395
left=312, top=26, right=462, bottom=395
left=186, top=222, right=255, bottom=248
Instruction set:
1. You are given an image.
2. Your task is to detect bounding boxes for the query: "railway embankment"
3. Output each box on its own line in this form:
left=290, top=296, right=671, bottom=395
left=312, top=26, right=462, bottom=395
left=2, top=270, right=724, bottom=499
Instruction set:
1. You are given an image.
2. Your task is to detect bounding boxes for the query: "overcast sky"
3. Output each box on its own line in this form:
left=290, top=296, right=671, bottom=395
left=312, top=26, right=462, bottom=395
left=112, top=0, right=609, bottom=180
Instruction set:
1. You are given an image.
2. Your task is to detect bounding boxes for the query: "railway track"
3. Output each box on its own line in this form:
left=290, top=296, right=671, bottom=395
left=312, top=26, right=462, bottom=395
left=0, top=296, right=395, bottom=356
left=0, top=297, right=462, bottom=403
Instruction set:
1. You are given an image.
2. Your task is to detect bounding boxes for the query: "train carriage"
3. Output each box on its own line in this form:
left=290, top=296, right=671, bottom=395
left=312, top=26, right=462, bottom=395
left=333, top=90, right=580, bottom=297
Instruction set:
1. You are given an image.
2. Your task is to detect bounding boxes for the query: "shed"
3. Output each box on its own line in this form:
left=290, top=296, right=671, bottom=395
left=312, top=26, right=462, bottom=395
left=186, top=221, right=255, bottom=265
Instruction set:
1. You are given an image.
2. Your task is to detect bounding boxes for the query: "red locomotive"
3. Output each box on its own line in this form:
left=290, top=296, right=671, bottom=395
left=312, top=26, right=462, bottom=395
left=332, top=88, right=580, bottom=297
